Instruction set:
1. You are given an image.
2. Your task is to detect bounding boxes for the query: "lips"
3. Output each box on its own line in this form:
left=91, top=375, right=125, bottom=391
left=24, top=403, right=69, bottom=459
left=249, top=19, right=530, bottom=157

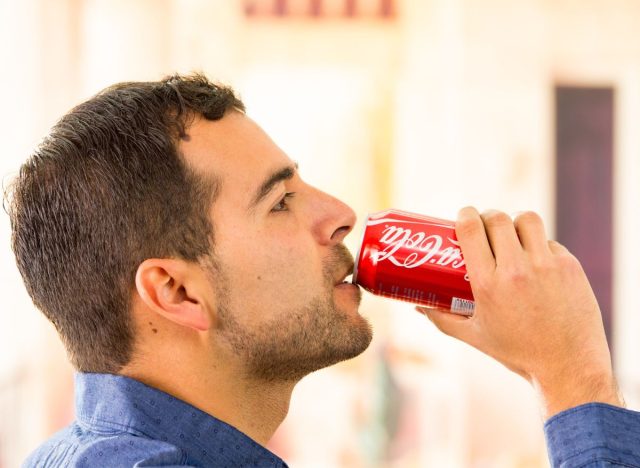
left=335, top=264, right=355, bottom=286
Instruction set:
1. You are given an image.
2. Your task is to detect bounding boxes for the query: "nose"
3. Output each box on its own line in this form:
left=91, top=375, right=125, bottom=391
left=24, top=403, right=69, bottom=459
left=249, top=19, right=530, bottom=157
left=309, top=187, right=357, bottom=246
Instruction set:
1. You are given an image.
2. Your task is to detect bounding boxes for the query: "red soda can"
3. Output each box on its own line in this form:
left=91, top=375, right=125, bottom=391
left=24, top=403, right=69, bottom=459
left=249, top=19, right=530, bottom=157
left=353, top=209, right=475, bottom=315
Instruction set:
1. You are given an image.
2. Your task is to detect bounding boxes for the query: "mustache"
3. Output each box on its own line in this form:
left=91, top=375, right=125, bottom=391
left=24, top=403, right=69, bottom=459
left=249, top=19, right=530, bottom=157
left=323, top=244, right=355, bottom=285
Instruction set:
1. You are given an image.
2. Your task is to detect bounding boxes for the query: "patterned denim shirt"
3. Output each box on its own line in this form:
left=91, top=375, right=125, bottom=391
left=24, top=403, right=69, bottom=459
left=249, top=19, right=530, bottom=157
left=545, top=402, right=640, bottom=467
left=24, top=373, right=640, bottom=467
left=23, top=373, right=288, bottom=467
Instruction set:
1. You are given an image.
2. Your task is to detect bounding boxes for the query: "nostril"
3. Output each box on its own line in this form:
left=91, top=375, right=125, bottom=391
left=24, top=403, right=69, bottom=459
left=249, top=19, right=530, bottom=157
left=331, top=225, right=351, bottom=241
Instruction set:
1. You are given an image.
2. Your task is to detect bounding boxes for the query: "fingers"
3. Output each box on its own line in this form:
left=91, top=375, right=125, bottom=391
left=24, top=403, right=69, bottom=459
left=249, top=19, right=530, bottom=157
left=513, top=211, right=550, bottom=255
left=416, top=306, right=474, bottom=344
left=455, top=207, right=496, bottom=277
left=459, top=208, right=551, bottom=271
left=480, top=210, right=522, bottom=266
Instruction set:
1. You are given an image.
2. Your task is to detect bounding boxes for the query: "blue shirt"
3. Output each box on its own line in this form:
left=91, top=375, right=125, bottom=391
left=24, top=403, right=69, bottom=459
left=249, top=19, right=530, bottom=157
left=23, top=373, right=640, bottom=467
left=544, top=403, right=640, bottom=467
left=23, top=373, right=288, bottom=467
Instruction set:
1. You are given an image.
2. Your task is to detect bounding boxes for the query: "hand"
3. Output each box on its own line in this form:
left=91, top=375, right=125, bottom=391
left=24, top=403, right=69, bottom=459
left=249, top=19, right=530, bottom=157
left=418, top=207, right=624, bottom=419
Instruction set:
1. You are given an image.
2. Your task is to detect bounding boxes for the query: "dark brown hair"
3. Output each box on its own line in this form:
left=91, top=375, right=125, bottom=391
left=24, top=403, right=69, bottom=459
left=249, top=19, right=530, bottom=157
left=5, top=73, right=245, bottom=373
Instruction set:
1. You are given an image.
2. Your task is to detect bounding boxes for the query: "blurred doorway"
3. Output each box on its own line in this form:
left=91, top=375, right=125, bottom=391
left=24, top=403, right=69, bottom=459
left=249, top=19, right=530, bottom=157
left=555, top=86, right=614, bottom=348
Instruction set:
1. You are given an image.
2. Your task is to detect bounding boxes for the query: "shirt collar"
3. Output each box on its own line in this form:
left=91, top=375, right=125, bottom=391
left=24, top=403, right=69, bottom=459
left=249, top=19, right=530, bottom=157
left=75, top=372, right=287, bottom=467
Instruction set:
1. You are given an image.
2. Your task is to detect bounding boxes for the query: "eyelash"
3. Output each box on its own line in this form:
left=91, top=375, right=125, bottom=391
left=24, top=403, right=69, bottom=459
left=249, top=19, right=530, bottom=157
left=271, top=192, right=296, bottom=212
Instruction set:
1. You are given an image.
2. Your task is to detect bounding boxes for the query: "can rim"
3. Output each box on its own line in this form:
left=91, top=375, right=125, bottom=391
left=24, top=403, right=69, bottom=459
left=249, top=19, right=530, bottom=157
left=351, top=212, right=372, bottom=284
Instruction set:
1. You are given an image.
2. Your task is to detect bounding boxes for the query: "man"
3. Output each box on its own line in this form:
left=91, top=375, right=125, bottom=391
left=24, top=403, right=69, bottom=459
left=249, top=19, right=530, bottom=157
left=11, top=74, right=371, bottom=467
left=6, top=74, right=638, bottom=467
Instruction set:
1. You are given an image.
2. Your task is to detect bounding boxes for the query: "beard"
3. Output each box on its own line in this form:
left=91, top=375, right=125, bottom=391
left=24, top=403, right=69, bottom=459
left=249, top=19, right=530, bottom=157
left=213, top=244, right=373, bottom=382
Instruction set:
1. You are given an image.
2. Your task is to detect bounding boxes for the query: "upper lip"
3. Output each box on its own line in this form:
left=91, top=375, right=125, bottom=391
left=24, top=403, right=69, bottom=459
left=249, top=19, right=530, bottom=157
left=335, top=263, right=355, bottom=285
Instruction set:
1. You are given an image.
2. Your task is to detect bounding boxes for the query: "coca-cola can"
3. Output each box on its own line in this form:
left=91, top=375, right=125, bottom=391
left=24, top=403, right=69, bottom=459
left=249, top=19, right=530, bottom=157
left=352, top=209, right=475, bottom=315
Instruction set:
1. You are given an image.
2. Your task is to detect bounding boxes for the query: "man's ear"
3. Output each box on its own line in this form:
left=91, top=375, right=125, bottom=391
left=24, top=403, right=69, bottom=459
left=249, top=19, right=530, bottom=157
left=134, top=258, right=213, bottom=331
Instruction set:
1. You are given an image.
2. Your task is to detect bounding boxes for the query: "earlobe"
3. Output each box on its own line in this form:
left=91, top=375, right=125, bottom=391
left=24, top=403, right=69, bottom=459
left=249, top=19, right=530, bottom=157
left=135, top=259, right=212, bottom=332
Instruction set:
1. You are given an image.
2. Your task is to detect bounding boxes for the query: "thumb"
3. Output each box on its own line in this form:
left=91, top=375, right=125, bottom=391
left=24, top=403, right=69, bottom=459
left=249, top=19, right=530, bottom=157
left=416, top=306, right=473, bottom=342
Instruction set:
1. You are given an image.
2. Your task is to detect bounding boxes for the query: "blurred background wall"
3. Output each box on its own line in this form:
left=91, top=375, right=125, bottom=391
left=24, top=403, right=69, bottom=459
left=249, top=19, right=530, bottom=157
left=1, top=1, right=639, bottom=467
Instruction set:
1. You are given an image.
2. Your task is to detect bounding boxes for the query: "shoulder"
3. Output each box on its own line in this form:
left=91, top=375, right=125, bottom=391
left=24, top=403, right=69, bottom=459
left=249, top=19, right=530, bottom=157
left=22, top=423, right=194, bottom=467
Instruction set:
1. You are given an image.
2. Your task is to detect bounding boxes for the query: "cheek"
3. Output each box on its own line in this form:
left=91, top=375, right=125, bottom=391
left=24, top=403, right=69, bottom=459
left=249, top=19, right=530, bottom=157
left=226, top=238, right=322, bottom=312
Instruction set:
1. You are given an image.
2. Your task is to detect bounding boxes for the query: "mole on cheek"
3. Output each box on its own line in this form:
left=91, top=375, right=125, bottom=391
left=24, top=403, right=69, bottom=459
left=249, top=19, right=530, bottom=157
left=257, top=276, right=262, bottom=280
left=152, top=328, right=158, bottom=334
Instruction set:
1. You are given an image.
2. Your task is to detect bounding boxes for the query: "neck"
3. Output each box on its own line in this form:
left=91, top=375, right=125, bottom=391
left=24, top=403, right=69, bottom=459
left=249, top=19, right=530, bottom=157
left=121, top=355, right=296, bottom=446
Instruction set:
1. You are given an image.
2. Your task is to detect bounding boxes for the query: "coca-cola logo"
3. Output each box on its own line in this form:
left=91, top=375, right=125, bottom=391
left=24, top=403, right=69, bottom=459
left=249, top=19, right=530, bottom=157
left=372, top=223, right=467, bottom=276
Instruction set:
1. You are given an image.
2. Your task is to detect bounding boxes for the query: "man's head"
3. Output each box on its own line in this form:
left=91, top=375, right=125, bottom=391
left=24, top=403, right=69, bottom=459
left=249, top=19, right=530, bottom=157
left=6, top=74, right=372, bottom=381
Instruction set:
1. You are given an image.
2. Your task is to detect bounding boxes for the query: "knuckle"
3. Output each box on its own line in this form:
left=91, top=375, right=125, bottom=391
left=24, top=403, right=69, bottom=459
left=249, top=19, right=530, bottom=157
left=456, top=217, right=479, bottom=238
left=509, top=268, right=530, bottom=284
left=499, top=264, right=530, bottom=284
left=557, top=251, right=582, bottom=272
left=548, top=239, right=569, bottom=252
left=548, top=241, right=568, bottom=260
left=514, top=210, right=542, bottom=227
left=545, top=246, right=583, bottom=276
left=531, top=256, right=553, bottom=272
left=482, top=210, right=512, bottom=229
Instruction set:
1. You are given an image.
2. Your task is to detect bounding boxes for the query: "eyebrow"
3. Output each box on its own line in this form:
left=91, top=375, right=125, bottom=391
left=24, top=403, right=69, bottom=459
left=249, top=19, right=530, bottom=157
left=249, top=162, right=298, bottom=210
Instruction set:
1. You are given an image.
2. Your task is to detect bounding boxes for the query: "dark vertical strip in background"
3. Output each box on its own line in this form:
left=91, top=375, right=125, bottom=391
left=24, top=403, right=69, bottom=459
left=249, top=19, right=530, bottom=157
left=380, top=0, right=395, bottom=18
left=309, top=0, right=322, bottom=17
left=555, top=86, right=614, bottom=350
left=243, top=0, right=257, bottom=16
left=274, top=0, right=288, bottom=16
left=345, top=0, right=357, bottom=17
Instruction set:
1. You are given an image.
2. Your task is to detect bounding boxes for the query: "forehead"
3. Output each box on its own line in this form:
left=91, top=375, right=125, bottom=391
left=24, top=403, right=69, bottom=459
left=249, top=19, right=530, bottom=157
left=179, top=111, right=293, bottom=200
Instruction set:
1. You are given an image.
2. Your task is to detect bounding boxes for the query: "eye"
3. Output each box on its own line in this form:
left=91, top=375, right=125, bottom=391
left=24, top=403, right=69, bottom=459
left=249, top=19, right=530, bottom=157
left=271, top=192, right=296, bottom=212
